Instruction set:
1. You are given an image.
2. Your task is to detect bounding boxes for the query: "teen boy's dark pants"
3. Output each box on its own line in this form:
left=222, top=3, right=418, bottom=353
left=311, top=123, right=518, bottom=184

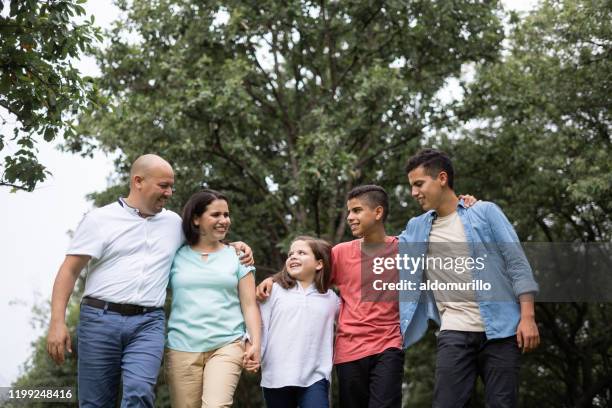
left=336, top=347, right=404, bottom=408
left=434, top=330, right=521, bottom=408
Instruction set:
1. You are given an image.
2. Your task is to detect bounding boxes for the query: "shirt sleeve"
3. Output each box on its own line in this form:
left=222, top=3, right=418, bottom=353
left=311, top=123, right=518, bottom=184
left=237, top=251, right=256, bottom=280
left=66, top=211, right=104, bottom=259
left=486, top=202, right=539, bottom=297
left=167, top=246, right=184, bottom=287
left=334, top=291, right=341, bottom=320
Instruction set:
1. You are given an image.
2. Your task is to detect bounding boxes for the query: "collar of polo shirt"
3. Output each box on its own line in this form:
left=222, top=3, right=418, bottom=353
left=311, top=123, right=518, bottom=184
left=118, top=197, right=153, bottom=218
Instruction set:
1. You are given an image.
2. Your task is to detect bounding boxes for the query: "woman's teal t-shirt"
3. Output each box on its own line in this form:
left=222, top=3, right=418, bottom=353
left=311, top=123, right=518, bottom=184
left=166, top=245, right=255, bottom=352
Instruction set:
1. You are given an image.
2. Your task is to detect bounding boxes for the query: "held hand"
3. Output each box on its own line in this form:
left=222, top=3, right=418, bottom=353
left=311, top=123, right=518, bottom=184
left=516, top=316, right=540, bottom=353
left=243, top=340, right=261, bottom=373
left=458, top=194, right=478, bottom=207
left=255, top=277, right=274, bottom=302
left=230, top=241, right=254, bottom=266
left=46, top=321, right=72, bottom=365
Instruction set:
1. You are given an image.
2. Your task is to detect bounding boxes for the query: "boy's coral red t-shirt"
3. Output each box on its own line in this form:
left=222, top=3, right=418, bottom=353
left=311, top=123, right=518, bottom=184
left=331, top=237, right=402, bottom=364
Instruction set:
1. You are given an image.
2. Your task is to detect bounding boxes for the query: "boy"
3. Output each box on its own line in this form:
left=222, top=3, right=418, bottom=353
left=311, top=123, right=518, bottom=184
left=332, top=185, right=404, bottom=407
left=399, top=148, right=539, bottom=407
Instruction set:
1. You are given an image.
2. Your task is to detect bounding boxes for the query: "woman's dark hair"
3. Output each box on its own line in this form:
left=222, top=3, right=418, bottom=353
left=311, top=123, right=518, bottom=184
left=276, top=235, right=333, bottom=294
left=181, top=189, right=229, bottom=245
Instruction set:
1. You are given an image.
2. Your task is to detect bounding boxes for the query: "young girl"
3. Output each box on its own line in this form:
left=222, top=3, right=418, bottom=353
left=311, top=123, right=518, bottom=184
left=165, top=189, right=261, bottom=408
left=260, top=236, right=340, bottom=408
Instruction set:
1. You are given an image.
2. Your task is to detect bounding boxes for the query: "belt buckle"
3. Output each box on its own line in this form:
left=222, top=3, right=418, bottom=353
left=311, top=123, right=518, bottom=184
left=126, top=304, right=136, bottom=315
left=120, top=303, right=130, bottom=315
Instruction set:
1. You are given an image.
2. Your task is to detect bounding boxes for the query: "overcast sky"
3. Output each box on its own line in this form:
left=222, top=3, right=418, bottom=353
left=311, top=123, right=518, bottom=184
left=0, top=0, right=537, bottom=386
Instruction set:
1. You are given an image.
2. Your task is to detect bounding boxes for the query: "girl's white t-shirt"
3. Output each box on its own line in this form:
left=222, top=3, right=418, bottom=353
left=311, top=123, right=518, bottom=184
left=260, top=282, right=340, bottom=388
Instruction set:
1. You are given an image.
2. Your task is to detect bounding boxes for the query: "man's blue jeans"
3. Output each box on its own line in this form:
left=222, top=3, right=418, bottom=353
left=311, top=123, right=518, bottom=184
left=263, top=378, right=330, bottom=408
left=77, top=304, right=165, bottom=408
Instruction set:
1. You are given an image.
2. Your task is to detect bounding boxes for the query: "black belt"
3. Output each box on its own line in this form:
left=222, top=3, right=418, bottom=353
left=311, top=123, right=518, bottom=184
left=82, top=297, right=163, bottom=316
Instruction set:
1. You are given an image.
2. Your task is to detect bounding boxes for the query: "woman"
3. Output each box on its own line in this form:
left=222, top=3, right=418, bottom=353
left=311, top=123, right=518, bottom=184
left=165, top=189, right=261, bottom=408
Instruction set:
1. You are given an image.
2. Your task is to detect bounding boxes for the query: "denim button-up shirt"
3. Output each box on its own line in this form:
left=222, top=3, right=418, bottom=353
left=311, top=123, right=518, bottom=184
left=398, top=200, right=539, bottom=348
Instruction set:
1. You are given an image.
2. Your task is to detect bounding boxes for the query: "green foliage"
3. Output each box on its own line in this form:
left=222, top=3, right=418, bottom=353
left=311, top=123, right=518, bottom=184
left=0, top=0, right=101, bottom=191
left=453, top=0, right=611, bottom=243
left=67, top=0, right=504, bottom=261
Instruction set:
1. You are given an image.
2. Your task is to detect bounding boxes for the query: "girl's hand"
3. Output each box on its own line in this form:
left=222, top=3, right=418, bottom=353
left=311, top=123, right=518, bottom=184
left=243, top=340, right=261, bottom=373
left=458, top=194, right=478, bottom=207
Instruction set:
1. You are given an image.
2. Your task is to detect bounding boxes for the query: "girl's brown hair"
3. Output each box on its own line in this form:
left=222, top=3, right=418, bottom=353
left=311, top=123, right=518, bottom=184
left=276, top=235, right=333, bottom=294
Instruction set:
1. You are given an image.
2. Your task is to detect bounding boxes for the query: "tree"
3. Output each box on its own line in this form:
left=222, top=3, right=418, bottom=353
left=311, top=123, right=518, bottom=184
left=444, top=0, right=611, bottom=406
left=68, top=0, right=503, bottom=266
left=0, top=0, right=101, bottom=191
left=63, top=0, right=504, bottom=404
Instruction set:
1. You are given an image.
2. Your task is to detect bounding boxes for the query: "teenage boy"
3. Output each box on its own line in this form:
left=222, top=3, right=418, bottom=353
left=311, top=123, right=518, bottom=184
left=399, top=148, right=540, bottom=407
left=331, top=185, right=405, bottom=407
left=258, top=185, right=404, bottom=407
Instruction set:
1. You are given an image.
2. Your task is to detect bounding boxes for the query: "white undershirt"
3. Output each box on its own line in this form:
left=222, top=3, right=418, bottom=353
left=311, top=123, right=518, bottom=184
left=426, top=211, right=485, bottom=332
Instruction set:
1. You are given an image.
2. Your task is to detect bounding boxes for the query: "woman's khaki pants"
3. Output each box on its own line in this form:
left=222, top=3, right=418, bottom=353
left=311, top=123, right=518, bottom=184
left=164, top=340, right=244, bottom=408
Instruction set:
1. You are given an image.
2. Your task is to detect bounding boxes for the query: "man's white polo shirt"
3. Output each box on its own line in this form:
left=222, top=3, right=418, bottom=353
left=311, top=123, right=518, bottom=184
left=67, top=199, right=184, bottom=307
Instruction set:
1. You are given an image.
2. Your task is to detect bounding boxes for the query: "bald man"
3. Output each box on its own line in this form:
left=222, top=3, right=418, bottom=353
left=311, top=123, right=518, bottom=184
left=47, top=154, right=251, bottom=407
